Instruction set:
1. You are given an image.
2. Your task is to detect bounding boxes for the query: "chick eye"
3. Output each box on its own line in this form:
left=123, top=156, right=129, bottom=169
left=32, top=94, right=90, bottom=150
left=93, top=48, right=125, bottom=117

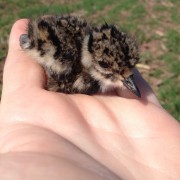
left=98, top=61, right=110, bottom=68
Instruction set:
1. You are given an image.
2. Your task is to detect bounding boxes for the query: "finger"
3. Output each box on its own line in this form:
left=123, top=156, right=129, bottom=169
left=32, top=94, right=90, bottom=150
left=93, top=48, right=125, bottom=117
left=2, top=19, right=46, bottom=96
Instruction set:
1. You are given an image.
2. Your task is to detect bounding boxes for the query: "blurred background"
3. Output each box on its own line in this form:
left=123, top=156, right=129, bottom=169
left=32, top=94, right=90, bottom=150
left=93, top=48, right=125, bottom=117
left=0, top=0, right=179, bottom=120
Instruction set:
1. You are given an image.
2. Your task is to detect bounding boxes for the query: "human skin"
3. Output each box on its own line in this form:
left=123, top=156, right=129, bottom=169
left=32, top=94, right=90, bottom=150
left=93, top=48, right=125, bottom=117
left=0, top=19, right=180, bottom=180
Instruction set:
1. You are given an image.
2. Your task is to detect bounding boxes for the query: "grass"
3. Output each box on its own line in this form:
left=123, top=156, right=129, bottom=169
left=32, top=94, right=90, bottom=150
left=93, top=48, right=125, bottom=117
left=0, top=0, right=180, bottom=120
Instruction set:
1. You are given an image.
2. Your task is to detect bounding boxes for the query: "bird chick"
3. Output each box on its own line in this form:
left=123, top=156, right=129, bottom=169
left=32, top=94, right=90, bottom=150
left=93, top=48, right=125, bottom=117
left=20, top=15, right=141, bottom=97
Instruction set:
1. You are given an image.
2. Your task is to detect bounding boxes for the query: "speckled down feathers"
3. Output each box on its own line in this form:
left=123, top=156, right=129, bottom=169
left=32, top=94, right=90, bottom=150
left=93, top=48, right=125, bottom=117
left=20, top=15, right=140, bottom=96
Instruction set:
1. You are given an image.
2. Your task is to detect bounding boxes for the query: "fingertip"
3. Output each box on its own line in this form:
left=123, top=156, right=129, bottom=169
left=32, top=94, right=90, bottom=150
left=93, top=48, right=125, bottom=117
left=10, top=19, right=28, bottom=37
left=2, top=19, right=46, bottom=96
left=8, top=19, right=28, bottom=53
left=6, top=19, right=29, bottom=66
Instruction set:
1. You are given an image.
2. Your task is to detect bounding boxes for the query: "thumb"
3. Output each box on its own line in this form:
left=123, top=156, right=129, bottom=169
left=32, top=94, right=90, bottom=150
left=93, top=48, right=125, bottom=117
left=2, top=19, right=46, bottom=97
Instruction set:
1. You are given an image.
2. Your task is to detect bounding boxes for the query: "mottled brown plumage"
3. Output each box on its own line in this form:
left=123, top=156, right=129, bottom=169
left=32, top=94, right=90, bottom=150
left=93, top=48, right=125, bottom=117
left=20, top=15, right=141, bottom=97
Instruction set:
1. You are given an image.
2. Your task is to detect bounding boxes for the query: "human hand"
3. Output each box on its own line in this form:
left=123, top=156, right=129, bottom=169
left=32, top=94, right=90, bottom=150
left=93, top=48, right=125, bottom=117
left=0, top=19, right=180, bottom=180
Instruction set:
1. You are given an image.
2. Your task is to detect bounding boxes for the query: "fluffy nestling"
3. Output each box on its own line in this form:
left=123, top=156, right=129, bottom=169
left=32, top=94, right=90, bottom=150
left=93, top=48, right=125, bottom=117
left=20, top=15, right=141, bottom=97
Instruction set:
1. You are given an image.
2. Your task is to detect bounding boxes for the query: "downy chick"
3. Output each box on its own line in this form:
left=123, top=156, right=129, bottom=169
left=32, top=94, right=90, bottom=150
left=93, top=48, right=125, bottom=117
left=20, top=15, right=141, bottom=97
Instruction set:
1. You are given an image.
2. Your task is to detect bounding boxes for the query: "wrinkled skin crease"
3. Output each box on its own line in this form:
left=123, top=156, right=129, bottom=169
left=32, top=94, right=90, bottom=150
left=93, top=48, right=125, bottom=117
left=0, top=19, right=180, bottom=180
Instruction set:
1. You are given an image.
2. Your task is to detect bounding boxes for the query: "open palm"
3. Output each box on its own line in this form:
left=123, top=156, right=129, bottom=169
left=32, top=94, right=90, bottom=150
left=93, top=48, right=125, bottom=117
left=0, top=20, right=180, bottom=180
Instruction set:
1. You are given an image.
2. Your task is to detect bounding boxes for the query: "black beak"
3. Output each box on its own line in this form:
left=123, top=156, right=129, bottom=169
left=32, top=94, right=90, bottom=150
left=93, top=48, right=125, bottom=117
left=122, top=75, right=141, bottom=98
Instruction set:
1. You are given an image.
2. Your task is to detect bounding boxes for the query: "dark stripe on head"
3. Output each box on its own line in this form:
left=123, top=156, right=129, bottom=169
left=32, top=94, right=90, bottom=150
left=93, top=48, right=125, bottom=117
left=93, top=65, right=114, bottom=80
